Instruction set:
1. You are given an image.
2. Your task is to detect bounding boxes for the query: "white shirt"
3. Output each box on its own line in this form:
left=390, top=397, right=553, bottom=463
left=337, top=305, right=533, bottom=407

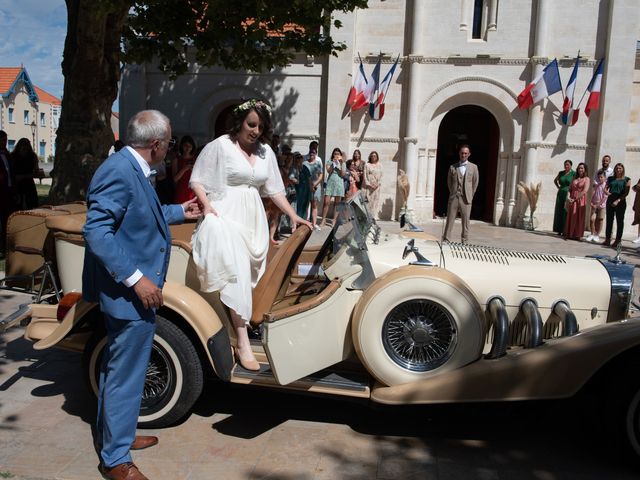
left=458, top=161, right=468, bottom=177
left=122, top=146, right=152, bottom=288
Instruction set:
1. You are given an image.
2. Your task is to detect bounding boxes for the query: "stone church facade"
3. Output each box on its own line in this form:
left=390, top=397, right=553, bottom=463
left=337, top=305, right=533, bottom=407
left=120, top=0, right=640, bottom=232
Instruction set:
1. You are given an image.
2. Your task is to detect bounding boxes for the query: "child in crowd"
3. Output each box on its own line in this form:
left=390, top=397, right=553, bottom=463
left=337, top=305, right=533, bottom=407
left=587, top=171, right=607, bottom=242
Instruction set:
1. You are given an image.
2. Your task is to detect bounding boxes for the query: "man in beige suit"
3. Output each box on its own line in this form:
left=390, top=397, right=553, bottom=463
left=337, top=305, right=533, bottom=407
left=442, top=145, right=479, bottom=244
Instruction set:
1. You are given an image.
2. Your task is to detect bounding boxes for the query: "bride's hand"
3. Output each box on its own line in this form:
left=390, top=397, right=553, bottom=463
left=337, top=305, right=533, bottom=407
left=294, top=215, right=313, bottom=229
left=204, top=204, right=219, bottom=216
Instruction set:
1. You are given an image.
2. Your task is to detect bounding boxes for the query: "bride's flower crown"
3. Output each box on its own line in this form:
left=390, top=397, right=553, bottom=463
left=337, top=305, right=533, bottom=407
left=234, top=99, right=272, bottom=115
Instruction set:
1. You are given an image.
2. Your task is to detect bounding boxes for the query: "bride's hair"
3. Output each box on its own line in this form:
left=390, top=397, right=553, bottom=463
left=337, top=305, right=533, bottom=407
left=227, top=99, right=273, bottom=144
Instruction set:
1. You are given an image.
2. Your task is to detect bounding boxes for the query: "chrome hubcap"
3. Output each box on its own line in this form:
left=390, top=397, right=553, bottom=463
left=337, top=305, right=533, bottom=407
left=382, top=300, right=457, bottom=371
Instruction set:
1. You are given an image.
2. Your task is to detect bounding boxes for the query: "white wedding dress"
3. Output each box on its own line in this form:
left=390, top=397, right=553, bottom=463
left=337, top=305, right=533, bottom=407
left=190, top=135, right=284, bottom=322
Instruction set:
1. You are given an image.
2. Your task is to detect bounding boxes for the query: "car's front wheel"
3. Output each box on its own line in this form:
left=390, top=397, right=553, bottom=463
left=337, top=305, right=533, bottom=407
left=351, top=267, right=485, bottom=386
left=83, top=314, right=204, bottom=428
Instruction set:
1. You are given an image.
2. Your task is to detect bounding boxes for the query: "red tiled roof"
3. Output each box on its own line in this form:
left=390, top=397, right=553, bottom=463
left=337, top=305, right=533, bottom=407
left=34, top=86, right=61, bottom=106
left=0, top=67, right=61, bottom=105
left=0, top=67, right=23, bottom=94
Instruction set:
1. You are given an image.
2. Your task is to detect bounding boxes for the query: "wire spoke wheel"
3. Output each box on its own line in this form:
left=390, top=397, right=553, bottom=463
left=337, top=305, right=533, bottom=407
left=382, top=299, right=457, bottom=372
left=141, top=344, right=174, bottom=412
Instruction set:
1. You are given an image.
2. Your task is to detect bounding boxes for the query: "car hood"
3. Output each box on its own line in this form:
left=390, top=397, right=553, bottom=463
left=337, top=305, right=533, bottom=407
left=367, top=234, right=613, bottom=321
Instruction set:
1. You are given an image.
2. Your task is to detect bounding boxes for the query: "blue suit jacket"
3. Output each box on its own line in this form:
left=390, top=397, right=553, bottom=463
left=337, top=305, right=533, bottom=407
left=82, top=147, right=184, bottom=321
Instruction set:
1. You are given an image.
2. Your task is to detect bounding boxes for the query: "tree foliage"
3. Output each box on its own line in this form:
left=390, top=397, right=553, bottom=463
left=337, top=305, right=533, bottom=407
left=123, top=0, right=368, bottom=75
left=49, top=0, right=368, bottom=203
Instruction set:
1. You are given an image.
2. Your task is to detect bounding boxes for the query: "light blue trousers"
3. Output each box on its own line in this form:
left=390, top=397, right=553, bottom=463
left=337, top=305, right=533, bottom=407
left=97, top=313, right=155, bottom=467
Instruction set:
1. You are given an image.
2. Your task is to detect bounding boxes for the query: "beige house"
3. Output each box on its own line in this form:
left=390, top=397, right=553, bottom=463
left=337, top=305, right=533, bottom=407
left=120, top=0, right=640, bottom=232
left=0, top=66, right=61, bottom=161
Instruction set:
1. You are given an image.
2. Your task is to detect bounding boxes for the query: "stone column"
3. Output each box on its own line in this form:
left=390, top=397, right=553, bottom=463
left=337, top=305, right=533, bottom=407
left=594, top=0, right=637, bottom=164
left=403, top=0, right=427, bottom=222
left=521, top=0, right=550, bottom=224
left=459, top=0, right=472, bottom=31
left=323, top=11, right=354, bottom=157
left=487, top=0, right=498, bottom=31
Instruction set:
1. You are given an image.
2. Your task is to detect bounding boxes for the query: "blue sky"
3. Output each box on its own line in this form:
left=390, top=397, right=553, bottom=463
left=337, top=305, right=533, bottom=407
left=0, top=0, right=67, bottom=99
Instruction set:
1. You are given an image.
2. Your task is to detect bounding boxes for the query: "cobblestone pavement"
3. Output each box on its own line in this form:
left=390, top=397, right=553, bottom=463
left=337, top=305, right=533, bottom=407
left=1, top=219, right=640, bottom=479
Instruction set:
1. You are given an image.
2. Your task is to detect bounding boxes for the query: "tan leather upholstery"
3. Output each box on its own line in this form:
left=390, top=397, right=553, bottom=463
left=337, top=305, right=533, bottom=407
left=5, top=209, right=66, bottom=278
left=45, top=213, right=86, bottom=234
left=250, top=225, right=312, bottom=327
left=169, top=221, right=196, bottom=245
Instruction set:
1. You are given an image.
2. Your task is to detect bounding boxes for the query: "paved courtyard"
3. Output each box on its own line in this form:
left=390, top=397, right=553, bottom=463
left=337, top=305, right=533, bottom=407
left=1, top=219, right=640, bottom=479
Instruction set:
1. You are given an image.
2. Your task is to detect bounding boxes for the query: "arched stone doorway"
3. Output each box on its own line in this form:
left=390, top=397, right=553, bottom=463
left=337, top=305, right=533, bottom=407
left=214, top=104, right=238, bottom=138
left=433, top=105, right=499, bottom=222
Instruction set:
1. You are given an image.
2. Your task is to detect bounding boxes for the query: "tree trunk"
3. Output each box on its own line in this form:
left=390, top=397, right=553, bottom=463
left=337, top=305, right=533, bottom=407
left=48, top=1, right=130, bottom=204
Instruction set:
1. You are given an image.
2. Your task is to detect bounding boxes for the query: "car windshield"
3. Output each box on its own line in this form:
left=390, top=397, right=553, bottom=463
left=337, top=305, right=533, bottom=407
left=328, top=192, right=376, bottom=289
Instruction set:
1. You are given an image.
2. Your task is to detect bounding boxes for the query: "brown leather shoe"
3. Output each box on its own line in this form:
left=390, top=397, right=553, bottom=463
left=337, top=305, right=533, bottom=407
left=99, top=462, right=148, bottom=480
left=131, top=435, right=158, bottom=450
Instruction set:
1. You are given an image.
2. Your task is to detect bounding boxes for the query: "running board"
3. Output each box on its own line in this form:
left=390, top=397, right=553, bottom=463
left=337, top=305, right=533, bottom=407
left=231, top=363, right=371, bottom=398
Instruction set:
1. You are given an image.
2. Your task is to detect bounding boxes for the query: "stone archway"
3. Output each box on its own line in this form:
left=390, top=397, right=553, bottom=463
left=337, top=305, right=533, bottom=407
left=433, top=105, right=500, bottom=222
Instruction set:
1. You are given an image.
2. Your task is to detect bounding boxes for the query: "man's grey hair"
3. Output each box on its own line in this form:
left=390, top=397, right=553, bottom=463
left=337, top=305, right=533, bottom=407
left=127, top=110, right=171, bottom=148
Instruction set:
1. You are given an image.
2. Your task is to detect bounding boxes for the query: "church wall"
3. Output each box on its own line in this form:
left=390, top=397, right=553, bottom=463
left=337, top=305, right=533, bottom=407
left=119, top=0, right=640, bottom=234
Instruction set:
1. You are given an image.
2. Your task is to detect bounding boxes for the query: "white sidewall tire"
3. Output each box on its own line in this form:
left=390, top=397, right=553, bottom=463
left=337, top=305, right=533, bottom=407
left=352, top=268, right=485, bottom=386
left=85, top=315, right=203, bottom=428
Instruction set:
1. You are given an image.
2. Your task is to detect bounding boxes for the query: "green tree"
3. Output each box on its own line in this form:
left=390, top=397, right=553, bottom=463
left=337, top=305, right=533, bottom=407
left=49, top=0, right=368, bottom=204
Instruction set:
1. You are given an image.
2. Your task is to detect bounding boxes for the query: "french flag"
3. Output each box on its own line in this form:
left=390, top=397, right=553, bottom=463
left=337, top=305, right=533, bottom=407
left=517, top=59, right=562, bottom=109
left=348, top=57, right=370, bottom=111
left=561, top=55, right=580, bottom=126
left=362, top=57, right=381, bottom=113
left=585, top=59, right=604, bottom=117
left=369, top=55, right=399, bottom=121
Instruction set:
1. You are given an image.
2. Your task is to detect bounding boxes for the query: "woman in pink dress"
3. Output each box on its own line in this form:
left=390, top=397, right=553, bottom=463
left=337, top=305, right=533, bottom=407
left=564, top=162, right=590, bottom=240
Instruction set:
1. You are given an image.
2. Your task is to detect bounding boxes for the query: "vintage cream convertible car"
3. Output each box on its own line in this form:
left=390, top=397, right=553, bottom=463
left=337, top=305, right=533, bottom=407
left=18, top=194, right=640, bottom=455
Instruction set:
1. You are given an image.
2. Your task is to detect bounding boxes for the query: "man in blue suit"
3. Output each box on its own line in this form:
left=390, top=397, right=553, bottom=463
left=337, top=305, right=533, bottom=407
left=83, top=110, right=200, bottom=480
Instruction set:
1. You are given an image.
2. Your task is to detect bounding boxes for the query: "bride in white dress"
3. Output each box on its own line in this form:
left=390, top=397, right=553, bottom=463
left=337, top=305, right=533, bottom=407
left=189, top=99, right=311, bottom=370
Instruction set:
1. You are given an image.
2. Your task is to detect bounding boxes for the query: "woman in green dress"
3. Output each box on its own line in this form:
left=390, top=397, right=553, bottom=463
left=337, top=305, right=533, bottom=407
left=553, top=160, right=575, bottom=234
left=604, top=162, right=631, bottom=248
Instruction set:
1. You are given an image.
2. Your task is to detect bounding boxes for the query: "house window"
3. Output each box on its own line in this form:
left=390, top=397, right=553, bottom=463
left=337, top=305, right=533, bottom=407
left=40, top=112, right=46, bottom=126
left=8, top=139, right=15, bottom=151
left=8, top=108, right=14, bottom=123
left=24, top=110, right=30, bottom=124
left=39, top=141, right=46, bottom=157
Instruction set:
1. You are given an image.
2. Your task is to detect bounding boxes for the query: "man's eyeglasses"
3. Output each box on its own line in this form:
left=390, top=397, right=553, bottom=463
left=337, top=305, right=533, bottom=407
left=166, top=138, right=177, bottom=148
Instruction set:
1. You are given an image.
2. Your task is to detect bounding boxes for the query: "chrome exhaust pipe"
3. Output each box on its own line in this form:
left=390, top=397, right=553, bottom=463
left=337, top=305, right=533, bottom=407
left=552, top=300, right=579, bottom=337
left=485, top=296, right=509, bottom=359
left=520, top=299, right=543, bottom=348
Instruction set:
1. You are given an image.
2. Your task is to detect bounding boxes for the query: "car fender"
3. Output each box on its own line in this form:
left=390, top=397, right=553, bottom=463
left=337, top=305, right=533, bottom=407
left=32, top=281, right=229, bottom=378
left=371, top=318, right=640, bottom=404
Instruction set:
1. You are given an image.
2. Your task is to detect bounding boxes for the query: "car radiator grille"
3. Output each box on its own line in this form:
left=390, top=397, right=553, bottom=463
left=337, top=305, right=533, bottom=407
left=447, top=243, right=567, bottom=265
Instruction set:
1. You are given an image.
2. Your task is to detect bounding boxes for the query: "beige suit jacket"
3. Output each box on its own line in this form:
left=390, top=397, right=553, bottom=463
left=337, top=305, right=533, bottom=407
left=447, top=161, right=479, bottom=204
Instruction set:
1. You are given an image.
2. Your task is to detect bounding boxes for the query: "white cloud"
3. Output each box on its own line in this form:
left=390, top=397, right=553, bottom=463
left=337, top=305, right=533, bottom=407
left=0, top=0, right=66, bottom=98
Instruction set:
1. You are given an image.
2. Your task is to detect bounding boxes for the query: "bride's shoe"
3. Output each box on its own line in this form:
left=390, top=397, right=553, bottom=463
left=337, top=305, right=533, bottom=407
left=235, top=349, right=260, bottom=371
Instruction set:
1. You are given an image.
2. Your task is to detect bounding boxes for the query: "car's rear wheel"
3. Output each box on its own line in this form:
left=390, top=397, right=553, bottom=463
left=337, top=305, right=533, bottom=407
left=352, top=267, right=485, bottom=386
left=83, top=314, right=204, bottom=428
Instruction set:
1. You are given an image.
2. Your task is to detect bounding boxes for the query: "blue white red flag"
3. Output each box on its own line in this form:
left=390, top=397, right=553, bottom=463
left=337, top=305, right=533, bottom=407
left=348, top=56, right=370, bottom=111
left=561, top=55, right=580, bottom=126
left=517, top=59, right=562, bottom=109
left=585, top=59, right=604, bottom=117
left=369, top=55, right=399, bottom=120
left=363, top=57, right=381, bottom=113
